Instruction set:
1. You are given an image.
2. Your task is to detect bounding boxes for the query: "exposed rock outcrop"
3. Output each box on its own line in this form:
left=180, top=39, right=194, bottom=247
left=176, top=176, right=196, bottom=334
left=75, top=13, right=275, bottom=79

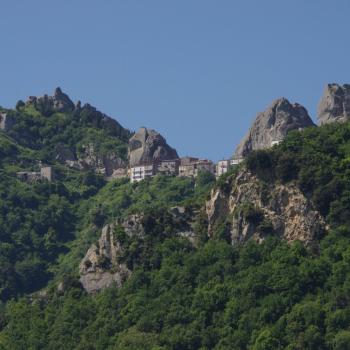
left=129, top=127, right=179, bottom=167
left=318, top=84, right=350, bottom=125
left=26, top=87, right=75, bottom=114
left=79, top=223, right=131, bottom=294
left=25, top=88, right=131, bottom=141
left=234, top=98, right=315, bottom=158
left=0, top=112, right=15, bottom=131
left=206, top=169, right=326, bottom=246
left=80, top=211, right=197, bottom=293
left=77, top=143, right=126, bottom=176
left=54, top=142, right=126, bottom=177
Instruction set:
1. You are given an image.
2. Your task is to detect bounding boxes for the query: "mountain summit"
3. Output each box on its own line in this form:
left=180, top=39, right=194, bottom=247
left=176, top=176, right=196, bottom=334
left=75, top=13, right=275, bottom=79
left=129, top=127, right=179, bottom=167
left=26, top=87, right=75, bottom=114
left=234, top=97, right=315, bottom=158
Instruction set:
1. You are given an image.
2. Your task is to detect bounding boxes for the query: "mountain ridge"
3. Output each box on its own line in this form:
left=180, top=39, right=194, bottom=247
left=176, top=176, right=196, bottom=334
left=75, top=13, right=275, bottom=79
left=2, top=84, right=350, bottom=349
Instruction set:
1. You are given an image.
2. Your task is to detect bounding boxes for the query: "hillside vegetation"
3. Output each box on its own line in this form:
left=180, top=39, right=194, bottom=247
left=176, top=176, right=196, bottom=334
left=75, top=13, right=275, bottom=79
left=2, top=103, right=350, bottom=349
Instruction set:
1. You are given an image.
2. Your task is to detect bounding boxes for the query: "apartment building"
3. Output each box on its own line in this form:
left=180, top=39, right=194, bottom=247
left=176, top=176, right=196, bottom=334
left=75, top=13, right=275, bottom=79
left=130, top=164, right=156, bottom=183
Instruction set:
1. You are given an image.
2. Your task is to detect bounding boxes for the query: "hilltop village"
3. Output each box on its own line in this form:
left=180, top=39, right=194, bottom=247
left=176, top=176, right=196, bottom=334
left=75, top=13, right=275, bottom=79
left=1, top=83, right=349, bottom=184
left=127, top=127, right=244, bottom=183
left=124, top=83, right=350, bottom=183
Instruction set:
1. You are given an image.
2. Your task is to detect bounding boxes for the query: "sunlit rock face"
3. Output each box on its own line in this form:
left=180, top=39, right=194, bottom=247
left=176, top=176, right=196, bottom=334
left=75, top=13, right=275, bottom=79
left=206, top=169, right=326, bottom=247
left=234, top=98, right=315, bottom=158
left=318, top=84, right=350, bottom=125
left=129, top=127, right=178, bottom=167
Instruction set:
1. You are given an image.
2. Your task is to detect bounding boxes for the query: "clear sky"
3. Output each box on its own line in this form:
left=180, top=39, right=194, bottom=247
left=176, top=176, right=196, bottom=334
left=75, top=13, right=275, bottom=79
left=1, top=1, right=350, bottom=161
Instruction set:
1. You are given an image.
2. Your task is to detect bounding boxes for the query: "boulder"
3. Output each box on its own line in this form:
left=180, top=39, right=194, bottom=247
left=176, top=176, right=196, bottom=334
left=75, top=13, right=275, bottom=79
left=318, top=83, right=350, bottom=125
left=234, top=98, right=315, bottom=158
left=129, top=127, right=179, bottom=167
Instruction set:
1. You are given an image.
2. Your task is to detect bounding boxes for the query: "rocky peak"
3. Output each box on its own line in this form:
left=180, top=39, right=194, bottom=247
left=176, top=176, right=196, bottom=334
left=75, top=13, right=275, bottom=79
left=234, top=98, right=315, bottom=158
left=129, top=127, right=179, bottom=167
left=24, top=87, right=131, bottom=142
left=317, top=83, right=350, bottom=125
left=52, top=87, right=75, bottom=112
left=26, top=87, right=75, bottom=114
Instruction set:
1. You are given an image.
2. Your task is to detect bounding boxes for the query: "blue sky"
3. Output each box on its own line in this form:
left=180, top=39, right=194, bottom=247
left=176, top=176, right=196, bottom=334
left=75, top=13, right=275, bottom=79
left=1, top=0, right=350, bottom=161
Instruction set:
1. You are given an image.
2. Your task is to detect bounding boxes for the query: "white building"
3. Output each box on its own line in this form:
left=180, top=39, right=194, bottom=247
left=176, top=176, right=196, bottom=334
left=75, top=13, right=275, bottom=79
left=215, top=158, right=244, bottom=178
left=130, top=164, right=156, bottom=183
left=230, top=158, right=243, bottom=166
left=216, top=160, right=230, bottom=177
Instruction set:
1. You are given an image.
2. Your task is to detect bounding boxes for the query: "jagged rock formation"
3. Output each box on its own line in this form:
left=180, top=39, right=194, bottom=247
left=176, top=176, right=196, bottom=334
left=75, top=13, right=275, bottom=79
left=206, top=169, right=326, bottom=246
left=25, top=88, right=130, bottom=139
left=318, top=83, right=350, bottom=125
left=234, top=98, right=315, bottom=158
left=26, top=87, right=75, bottom=114
left=129, top=127, right=178, bottom=167
left=79, top=223, right=131, bottom=294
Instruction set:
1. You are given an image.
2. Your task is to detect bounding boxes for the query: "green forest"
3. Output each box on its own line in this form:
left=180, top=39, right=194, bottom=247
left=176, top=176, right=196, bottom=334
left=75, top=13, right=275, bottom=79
left=2, top=102, right=350, bottom=349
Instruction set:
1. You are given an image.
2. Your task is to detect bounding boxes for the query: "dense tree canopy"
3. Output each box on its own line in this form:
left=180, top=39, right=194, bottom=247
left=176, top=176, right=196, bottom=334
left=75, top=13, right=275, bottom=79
left=2, top=106, right=350, bottom=349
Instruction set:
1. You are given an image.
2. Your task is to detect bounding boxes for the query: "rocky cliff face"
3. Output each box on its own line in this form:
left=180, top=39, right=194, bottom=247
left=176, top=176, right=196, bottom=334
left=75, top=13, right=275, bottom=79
left=79, top=223, right=131, bottom=294
left=234, top=98, right=315, bottom=158
left=0, top=113, right=15, bottom=131
left=80, top=210, right=197, bottom=293
left=318, top=83, right=350, bottom=125
left=129, top=127, right=178, bottom=167
left=54, top=142, right=126, bottom=177
left=76, top=143, right=126, bottom=176
left=206, top=169, right=326, bottom=246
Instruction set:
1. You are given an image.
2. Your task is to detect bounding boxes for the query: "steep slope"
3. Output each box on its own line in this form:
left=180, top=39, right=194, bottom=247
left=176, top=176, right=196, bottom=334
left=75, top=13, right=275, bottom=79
left=5, top=88, right=131, bottom=176
left=4, top=88, right=350, bottom=350
left=234, top=98, right=315, bottom=158
left=206, top=168, right=325, bottom=247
